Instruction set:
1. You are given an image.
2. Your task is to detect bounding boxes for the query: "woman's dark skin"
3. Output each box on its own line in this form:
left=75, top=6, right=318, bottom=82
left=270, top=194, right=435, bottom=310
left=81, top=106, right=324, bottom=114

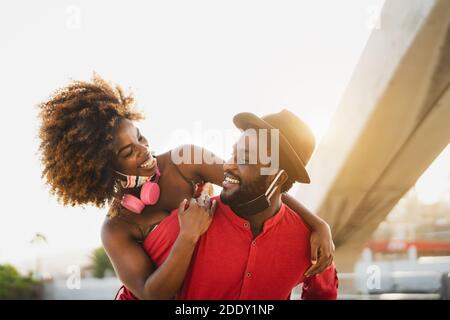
left=102, top=118, right=334, bottom=300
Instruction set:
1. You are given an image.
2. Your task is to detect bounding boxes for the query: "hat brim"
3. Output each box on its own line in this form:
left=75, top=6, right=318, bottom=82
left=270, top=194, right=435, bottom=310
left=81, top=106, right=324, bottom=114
left=233, top=112, right=311, bottom=184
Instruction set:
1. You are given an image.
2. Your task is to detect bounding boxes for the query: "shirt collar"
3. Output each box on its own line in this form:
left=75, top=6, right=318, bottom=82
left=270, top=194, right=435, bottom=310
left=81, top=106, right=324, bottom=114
left=217, top=197, right=286, bottom=233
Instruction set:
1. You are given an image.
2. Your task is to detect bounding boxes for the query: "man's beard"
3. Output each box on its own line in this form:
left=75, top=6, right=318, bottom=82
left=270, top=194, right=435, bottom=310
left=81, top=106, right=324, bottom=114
left=220, top=174, right=268, bottom=208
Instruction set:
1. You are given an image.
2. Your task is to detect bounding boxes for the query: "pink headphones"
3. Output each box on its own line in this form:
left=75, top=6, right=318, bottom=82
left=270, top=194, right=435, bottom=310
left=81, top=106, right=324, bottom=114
left=121, top=167, right=161, bottom=214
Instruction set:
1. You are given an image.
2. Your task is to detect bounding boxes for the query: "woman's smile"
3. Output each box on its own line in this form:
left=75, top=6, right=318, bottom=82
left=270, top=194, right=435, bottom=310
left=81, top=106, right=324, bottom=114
left=138, top=156, right=158, bottom=176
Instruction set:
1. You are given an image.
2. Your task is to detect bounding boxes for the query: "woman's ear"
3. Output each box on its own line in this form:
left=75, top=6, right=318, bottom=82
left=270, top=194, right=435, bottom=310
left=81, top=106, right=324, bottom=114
left=111, top=164, right=126, bottom=181
left=113, top=171, right=123, bottom=181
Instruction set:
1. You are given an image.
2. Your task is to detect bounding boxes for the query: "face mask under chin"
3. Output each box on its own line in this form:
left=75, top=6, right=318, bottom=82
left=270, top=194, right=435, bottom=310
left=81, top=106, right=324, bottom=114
left=221, top=170, right=285, bottom=216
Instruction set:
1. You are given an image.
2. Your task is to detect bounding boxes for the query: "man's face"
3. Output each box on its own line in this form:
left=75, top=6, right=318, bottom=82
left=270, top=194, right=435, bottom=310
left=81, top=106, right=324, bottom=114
left=220, top=130, right=274, bottom=207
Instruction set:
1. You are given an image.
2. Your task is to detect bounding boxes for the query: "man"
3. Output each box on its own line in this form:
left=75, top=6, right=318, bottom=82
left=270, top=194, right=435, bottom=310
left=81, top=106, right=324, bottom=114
left=143, top=109, right=338, bottom=299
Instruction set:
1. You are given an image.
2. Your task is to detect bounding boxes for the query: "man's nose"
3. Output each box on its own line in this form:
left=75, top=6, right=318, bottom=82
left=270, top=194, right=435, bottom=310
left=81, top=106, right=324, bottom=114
left=223, top=156, right=238, bottom=172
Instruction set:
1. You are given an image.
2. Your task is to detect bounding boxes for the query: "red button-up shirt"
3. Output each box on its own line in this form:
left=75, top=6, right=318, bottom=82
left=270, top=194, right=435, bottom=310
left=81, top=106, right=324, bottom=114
left=117, top=196, right=338, bottom=300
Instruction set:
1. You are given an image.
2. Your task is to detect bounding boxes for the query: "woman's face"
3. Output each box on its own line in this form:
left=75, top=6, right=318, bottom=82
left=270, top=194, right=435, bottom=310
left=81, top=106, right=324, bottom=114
left=112, top=119, right=157, bottom=178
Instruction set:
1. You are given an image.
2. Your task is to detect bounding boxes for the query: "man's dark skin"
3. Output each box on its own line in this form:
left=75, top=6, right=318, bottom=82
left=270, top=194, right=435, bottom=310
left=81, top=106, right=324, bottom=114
left=221, top=131, right=297, bottom=238
left=221, top=148, right=285, bottom=237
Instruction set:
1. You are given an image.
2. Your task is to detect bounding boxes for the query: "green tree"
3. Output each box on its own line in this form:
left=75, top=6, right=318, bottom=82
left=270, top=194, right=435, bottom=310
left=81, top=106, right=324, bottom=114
left=90, top=247, right=115, bottom=279
left=0, top=264, right=42, bottom=299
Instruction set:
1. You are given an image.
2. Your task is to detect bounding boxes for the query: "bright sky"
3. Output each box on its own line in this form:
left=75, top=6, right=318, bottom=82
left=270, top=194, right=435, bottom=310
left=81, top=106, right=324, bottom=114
left=415, top=144, right=450, bottom=205
left=7, top=0, right=446, bottom=270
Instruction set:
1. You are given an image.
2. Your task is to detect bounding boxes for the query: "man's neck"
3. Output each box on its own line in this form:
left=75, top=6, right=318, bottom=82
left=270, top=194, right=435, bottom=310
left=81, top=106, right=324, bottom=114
left=237, top=194, right=282, bottom=238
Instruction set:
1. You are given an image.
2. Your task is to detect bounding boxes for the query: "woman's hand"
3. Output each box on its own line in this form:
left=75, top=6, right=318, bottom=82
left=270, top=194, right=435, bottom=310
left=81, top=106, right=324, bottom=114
left=304, top=223, right=335, bottom=277
left=178, top=197, right=217, bottom=243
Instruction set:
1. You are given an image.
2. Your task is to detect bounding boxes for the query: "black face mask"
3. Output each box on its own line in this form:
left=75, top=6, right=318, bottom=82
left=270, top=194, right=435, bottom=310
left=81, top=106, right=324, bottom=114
left=230, top=170, right=285, bottom=216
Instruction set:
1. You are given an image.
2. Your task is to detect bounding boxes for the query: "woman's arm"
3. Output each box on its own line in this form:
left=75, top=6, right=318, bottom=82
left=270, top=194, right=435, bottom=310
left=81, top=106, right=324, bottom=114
left=102, top=198, right=216, bottom=300
left=182, top=145, right=335, bottom=276
left=281, top=193, right=335, bottom=276
left=172, top=145, right=224, bottom=186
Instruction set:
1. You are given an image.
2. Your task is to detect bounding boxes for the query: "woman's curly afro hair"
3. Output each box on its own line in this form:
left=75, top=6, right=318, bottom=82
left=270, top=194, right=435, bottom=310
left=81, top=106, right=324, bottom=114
left=38, top=74, right=144, bottom=209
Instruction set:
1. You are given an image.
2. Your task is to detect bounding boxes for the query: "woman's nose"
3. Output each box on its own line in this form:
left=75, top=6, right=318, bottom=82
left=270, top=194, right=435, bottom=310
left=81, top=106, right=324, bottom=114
left=137, top=144, right=150, bottom=158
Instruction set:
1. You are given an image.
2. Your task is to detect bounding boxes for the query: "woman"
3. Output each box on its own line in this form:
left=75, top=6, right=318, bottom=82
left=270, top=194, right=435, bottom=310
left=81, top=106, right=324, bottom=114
left=38, top=75, right=335, bottom=300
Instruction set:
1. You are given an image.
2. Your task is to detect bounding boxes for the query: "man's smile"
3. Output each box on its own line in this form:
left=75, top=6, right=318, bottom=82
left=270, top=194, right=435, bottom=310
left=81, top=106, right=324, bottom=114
left=222, top=172, right=241, bottom=189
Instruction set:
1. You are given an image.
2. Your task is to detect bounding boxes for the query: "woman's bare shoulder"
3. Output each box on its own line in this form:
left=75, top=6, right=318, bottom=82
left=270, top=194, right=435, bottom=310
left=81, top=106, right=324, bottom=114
left=101, top=208, right=140, bottom=245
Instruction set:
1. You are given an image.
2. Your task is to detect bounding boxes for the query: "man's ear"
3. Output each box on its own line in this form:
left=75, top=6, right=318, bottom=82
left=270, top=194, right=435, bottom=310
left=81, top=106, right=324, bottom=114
left=268, top=169, right=289, bottom=189
left=278, top=170, right=289, bottom=187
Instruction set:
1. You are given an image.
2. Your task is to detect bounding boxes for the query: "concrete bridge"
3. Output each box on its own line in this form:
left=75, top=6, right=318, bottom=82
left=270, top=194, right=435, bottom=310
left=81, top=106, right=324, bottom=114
left=296, top=0, right=450, bottom=272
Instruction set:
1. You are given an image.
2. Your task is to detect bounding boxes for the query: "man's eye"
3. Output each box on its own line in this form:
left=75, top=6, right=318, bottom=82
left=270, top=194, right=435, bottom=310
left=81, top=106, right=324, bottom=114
left=125, top=149, right=132, bottom=157
left=236, top=155, right=249, bottom=164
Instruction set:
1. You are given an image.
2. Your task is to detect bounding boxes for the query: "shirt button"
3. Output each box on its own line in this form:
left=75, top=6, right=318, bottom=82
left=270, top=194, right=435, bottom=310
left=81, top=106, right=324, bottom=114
left=243, top=223, right=249, bottom=228
left=252, top=240, right=256, bottom=246
left=246, top=272, right=252, bottom=278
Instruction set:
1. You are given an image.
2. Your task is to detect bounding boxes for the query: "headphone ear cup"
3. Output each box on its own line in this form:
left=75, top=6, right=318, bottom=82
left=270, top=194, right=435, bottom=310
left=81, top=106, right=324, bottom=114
left=121, top=194, right=145, bottom=214
left=141, top=182, right=161, bottom=205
